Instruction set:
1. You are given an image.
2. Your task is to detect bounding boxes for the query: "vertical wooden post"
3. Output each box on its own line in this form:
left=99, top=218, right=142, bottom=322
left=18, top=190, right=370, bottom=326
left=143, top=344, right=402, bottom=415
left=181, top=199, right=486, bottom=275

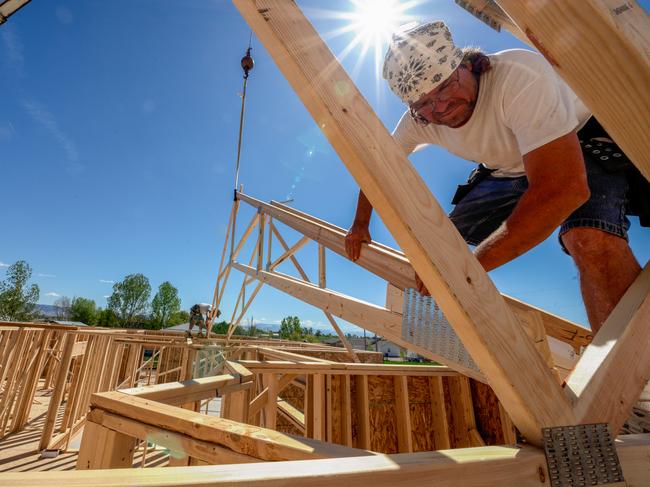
left=256, top=210, right=266, bottom=272
left=227, top=387, right=250, bottom=423
left=326, top=374, right=333, bottom=442
left=448, top=376, right=482, bottom=448
left=355, top=375, right=371, bottom=449
left=312, top=373, right=325, bottom=440
left=76, top=420, right=135, bottom=470
left=305, top=375, right=314, bottom=438
left=429, top=376, right=451, bottom=450
left=266, top=216, right=273, bottom=270
left=13, top=330, right=53, bottom=431
left=318, top=244, right=326, bottom=288
left=262, top=372, right=278, bottom=430
left=394, top=375, right=413, bottom=453
left=39, top=332, right=75, bottom=450
left=341, top=374, right=353, bottom=447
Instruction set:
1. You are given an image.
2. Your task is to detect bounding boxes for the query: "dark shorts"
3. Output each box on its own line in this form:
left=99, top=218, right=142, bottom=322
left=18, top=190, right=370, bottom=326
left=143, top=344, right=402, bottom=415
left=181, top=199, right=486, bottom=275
left=189, top=315, right=206, bottom=329
left=449, top=155, right=631, bottom=253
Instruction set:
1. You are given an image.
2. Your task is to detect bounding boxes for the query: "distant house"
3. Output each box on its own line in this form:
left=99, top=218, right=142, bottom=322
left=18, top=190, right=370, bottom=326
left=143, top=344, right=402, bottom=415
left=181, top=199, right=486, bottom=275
left=167, top=322, right=191, bottom=332
left=38, top=320, right=89, bottom=327
left=324, top=336, right=417, bottom=359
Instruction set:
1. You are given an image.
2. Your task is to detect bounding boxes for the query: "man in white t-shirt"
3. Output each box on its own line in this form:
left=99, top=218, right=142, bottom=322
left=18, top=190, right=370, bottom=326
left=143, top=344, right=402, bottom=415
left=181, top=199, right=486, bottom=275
left=345, top=21, right=642, bottom=333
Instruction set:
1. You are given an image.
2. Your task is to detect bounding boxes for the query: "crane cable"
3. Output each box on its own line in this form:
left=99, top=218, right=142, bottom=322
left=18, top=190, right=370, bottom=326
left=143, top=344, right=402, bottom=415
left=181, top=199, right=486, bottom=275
left=228, top=33, right=255, bottom=266
left=233, top=32, right=254, bottom=198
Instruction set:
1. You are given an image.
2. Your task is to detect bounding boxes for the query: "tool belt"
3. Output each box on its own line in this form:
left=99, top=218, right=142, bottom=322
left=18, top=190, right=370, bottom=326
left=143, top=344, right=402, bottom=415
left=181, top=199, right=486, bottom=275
left=451, top=163, right=497, bottom=205
left=578, top=117, right=650, bottom=227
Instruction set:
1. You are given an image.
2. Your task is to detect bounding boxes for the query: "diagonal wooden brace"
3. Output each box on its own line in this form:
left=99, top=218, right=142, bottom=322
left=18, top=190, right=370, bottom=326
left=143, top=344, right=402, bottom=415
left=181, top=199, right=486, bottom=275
left=567, top=262, right=650, bottom=435
left=232, top=0, right=574, bottom=445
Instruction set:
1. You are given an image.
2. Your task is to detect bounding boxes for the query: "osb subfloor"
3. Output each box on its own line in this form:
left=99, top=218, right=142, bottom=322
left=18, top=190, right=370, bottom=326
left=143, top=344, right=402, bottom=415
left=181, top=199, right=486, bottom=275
left=0, top=389, right=222, bottom=472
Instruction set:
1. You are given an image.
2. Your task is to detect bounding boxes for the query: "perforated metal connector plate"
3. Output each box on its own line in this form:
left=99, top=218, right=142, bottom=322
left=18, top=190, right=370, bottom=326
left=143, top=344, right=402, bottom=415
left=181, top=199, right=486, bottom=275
left=402, top=288, right=479, bottom=372
left=543, top=423, right=624, bottom=487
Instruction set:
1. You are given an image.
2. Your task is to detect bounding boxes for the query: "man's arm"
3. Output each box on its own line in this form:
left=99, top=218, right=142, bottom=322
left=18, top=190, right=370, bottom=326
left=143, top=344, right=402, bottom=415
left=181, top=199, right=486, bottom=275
left=474, top=131, right=590, bottom=271
left=345, top=190, right=373, bottom=261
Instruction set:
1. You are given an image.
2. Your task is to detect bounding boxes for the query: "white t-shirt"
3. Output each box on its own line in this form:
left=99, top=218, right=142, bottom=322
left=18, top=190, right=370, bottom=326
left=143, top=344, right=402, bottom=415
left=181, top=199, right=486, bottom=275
left=393, top=49, right=592, bottom=177
left=197, top=303, right=212, bottom=314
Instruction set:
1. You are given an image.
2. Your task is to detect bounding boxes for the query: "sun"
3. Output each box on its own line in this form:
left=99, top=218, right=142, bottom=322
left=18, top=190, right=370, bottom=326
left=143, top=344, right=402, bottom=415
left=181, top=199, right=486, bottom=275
left=307, top=0, right=419, bottom=78
left=348, top=0, right=412, bottom=44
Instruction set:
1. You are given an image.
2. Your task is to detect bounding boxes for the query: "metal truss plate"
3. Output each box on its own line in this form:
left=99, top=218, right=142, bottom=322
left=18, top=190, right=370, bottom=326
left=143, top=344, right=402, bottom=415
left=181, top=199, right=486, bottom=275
left=543, top=423, right=624, bottom=487
left=402, top=288, right=479, bottom=372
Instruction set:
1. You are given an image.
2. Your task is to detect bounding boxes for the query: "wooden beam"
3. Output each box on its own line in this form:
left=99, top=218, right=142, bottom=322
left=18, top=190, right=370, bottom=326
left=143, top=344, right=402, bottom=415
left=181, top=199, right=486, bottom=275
left=90, top=391, right=368, bottom=461
left=87, top=408, right=258, bottom=465
left=121, top=374, right=241, bottom=405
left=497, top=0, right=650, bottom=180
left=567, top=262, right=650, bottom=434
left=10, top=435, right=650, bottom=486
left=240, top=192, right=593, bottom=351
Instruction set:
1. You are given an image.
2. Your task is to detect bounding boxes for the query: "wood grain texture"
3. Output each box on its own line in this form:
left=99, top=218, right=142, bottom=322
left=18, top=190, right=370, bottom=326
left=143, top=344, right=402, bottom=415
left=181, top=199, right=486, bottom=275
left=568, top=262, right=650, bottom=434
left=14, top=437, right=650, bottom=486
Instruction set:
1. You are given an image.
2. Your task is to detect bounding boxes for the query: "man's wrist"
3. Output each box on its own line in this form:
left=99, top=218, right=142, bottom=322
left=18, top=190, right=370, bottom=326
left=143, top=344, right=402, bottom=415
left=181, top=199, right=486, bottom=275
left=352, top=218, right=370, bottom=227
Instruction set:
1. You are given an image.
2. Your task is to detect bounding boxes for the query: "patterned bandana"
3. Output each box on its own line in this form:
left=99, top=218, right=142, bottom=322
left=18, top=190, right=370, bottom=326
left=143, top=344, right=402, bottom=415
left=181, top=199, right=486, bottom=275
left=382, top=21, right=464, bottom=105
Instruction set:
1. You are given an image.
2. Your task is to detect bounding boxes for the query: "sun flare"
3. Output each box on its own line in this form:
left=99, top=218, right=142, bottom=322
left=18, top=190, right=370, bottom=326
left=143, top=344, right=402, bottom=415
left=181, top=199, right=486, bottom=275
left=308, top=0, right=419, bottom=79
left=348, top=0, right=412, bottom=44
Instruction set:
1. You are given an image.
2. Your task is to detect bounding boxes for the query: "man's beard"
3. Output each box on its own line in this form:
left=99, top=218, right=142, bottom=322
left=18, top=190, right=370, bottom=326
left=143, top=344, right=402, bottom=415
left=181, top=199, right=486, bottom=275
left=434, top=99, right=477, bottom=128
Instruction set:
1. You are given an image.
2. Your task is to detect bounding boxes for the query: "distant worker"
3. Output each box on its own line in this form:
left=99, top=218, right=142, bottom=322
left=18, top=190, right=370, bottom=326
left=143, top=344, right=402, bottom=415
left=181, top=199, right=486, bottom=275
left=345, top=21, right=647, bottom=333
left=188, top=303, right=212, bottom=337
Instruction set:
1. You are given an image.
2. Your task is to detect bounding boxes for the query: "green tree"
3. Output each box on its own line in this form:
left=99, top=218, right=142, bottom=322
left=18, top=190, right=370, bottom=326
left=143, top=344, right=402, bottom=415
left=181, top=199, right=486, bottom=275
left=96, top=308, right=119, bottom=327
left=151, top=281, right=181, bottom=329
left=69, top=297, right=97, bottom=325
left=279, top=315, right=301, bottom=340
left=0, top=260, right=40, bottom=321
left=211, top=320, right=245, bottom=336
left=168, top=309, right=189, bottom=327
left=107, top=274, right=151, bottom=327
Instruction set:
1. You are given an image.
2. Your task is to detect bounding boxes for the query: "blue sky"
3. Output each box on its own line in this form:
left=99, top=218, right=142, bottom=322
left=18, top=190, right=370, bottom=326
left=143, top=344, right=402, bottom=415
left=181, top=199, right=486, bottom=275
left=1, top=0, right=648, bottom=333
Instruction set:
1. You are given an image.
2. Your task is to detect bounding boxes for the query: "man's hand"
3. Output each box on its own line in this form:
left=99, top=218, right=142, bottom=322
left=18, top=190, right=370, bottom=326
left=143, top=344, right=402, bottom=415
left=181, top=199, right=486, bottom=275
left=345, top=224, right=371, bottom=261
left=414, top=273, right=430, bottom=296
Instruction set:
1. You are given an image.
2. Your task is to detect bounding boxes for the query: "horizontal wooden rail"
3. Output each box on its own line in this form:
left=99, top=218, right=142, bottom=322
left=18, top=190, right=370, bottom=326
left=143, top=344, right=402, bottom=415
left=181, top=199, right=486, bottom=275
left=9, top=434, right=650, bottom=486
left=237, top=360, right=460, bottom=376
left=121, top=374, right=245, bottom=406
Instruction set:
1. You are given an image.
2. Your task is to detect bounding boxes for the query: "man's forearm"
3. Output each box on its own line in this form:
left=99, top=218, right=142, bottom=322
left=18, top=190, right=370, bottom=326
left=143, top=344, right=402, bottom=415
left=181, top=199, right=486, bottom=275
left=474, top=186, right=587, bottom=271
left=353, top=190, right=373, bottom=226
